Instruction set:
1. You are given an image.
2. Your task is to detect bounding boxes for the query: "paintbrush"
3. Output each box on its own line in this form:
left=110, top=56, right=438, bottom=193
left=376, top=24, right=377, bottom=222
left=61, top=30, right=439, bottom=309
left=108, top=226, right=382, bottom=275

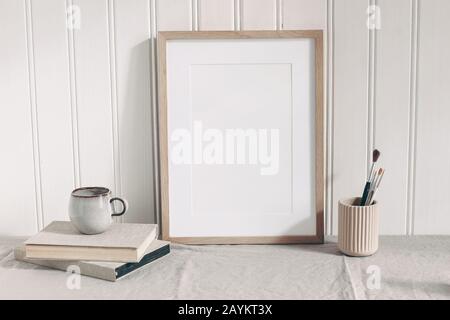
left=368, top=149, right=381, bottom=181
left=360, top=149, right=381, bottom=206
left=366, top=169, right=385, bottom=205
left=362, top=169, right=381, bottom=206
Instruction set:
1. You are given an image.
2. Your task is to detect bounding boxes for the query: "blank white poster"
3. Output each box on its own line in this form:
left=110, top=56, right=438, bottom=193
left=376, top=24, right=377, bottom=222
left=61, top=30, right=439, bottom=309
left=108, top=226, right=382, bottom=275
left=166, top=38, right=316, bottom=237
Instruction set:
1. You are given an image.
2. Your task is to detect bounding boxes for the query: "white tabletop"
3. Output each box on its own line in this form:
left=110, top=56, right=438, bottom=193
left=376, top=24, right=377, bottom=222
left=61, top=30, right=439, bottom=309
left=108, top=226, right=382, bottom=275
left=0, top=236, right=449, bottom=300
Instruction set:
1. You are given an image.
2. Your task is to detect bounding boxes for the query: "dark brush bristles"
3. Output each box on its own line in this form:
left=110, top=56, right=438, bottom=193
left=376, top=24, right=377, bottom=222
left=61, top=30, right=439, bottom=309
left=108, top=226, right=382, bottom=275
left=373, top=149, right=381, bottom=163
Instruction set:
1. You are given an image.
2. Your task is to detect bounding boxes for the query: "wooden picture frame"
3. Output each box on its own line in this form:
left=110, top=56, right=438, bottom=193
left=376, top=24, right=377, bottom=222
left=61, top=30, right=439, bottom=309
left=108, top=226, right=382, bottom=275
left=158, top=31, right=324, bottom=244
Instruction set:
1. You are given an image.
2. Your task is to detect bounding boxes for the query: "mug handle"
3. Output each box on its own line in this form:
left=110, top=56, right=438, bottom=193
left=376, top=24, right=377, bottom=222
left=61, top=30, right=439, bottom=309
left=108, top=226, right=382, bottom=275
left=110, top=197, right=128, bottom=217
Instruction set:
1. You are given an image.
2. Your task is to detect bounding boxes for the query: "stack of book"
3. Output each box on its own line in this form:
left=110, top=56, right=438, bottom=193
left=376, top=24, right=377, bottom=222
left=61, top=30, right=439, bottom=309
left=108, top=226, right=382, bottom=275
left=15, top=221, right=170, bottom=281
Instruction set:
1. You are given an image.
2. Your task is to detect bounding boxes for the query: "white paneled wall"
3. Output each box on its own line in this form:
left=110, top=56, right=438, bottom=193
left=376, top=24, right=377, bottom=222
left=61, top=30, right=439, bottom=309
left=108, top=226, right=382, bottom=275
left=1, top=0, right=449, bottom=236
left=415, top=0, right=450, bottom=234
left=0, top=0, right=38, bottom=235
left=198, top=0, right=234, bottom=30
left=374, top=0, right=412, bottom=235
left=332, top=0, right=369, bottom=235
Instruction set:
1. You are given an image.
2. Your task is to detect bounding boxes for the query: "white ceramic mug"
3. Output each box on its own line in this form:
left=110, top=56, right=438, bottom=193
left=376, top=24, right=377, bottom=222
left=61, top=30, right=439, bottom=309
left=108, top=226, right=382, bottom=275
left=69, top=187, right=127, bottom=234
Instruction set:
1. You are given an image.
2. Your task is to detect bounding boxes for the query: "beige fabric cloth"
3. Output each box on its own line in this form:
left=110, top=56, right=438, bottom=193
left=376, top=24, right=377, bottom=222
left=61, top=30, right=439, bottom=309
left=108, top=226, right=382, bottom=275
left=0, top=236, right=449, bottom=300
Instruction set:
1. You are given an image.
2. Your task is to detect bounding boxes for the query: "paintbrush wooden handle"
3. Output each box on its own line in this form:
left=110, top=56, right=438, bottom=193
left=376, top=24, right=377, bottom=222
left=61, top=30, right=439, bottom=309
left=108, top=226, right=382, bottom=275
left=367, top=169, right=385, bottom=205
left=365, top=190, right=375, bottom=206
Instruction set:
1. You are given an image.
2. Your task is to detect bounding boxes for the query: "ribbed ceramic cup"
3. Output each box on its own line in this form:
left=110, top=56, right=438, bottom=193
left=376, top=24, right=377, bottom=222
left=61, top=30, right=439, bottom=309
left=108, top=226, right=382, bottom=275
left=338, top=197, right=379, bottom=257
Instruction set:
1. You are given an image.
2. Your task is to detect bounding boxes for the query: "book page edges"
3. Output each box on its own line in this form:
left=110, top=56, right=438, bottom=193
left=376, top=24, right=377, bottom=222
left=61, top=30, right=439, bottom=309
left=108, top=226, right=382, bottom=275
left=24, top=244, right=138, bottom=263
left=14, top=247, right=117, bottom=281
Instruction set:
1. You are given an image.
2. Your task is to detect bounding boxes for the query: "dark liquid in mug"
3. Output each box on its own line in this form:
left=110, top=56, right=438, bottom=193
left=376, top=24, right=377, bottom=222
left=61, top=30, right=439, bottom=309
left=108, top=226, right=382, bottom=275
left=72, top=187, right=110, bottom=198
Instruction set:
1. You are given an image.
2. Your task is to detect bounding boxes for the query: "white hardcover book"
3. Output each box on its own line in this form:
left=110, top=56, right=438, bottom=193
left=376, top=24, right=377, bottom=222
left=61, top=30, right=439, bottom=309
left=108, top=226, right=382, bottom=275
left=24, top=221, right=158, bottom=262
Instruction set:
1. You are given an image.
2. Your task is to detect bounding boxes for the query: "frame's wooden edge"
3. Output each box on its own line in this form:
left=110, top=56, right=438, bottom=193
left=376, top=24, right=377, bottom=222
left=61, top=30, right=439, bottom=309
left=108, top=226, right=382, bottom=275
left=158, top=30, right=325, bottom=245
left=157, top=32, right=170, bottom=241
left=314, top=29, right=325, bottom=242
left=168, top=235, right=324, bottom=245
left=158, top=30, right=323, bottom=40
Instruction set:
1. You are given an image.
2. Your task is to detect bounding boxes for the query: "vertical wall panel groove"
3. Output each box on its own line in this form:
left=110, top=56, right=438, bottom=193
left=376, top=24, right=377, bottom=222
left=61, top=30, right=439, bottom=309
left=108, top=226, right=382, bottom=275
left=326, top=0, right=334, bottom=235
left=367, top=0, right=376, bottom=177
left=407, top=0, right=419, bottom=235
left=25, top=0, right=43, bottom=231
left=372, top=3, right=378, bottom=152
left=276, top=0, right=282, bottom=30
left=66, top=0, right=81, bottom=188
left=192, top=0, right=198, bottom=31
left=150, top=0, right=161, bottom=230
left=234, top=0, right=241, bottom=30
left=107, top=0, right=122, bottom=222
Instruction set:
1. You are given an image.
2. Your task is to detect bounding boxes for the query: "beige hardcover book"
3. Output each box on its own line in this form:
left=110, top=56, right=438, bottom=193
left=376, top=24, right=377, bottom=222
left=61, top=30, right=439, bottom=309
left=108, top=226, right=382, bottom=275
left=25, top=221, right=158, bottom=262
left=15, top=240, right=170, bottom=282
